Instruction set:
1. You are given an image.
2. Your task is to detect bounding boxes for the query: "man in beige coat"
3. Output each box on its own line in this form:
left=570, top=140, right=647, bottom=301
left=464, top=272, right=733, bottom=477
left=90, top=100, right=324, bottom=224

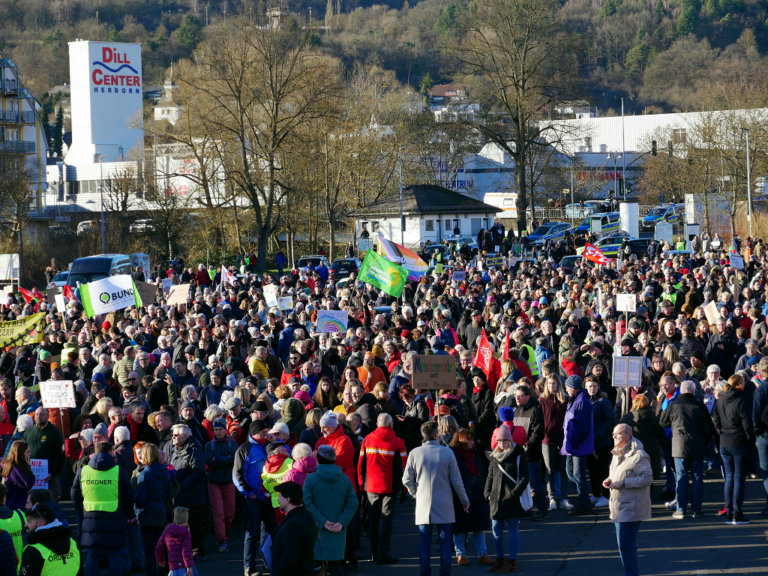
left=603, top=423, right=653, bottom=576
left=403, top=421, right=469, bottom=576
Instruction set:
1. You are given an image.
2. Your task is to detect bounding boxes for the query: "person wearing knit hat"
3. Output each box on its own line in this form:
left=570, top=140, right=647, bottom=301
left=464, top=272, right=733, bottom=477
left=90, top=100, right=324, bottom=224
left=561, top=372, right=594, bottom=517
left=319, top=411, right=338, bottom=428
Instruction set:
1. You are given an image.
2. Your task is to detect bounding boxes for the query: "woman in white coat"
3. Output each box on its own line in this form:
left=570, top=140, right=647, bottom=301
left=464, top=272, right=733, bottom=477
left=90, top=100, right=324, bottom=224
left=602, top=423, right=653, bottom=576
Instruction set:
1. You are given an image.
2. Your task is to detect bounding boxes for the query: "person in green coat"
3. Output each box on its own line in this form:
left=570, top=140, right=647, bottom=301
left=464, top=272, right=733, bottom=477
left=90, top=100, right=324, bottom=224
left=303, top=444, right=358, bottom=576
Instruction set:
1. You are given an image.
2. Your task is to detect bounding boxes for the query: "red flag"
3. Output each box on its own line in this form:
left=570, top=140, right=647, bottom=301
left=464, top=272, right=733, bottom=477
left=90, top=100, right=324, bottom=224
left=502, top=332, right=510, bottom=361
left=62, top=285, right=75, bottom=301
left=473, top=330, right=494, bottom=378
left=31, top=287, right=45, bottom=302
left=18, top=287, right=35, bottom=304
left=583, top=243, right=612, bottom=265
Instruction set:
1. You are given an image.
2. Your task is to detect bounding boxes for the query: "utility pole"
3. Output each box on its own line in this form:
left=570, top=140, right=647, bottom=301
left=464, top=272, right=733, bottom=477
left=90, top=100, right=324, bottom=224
left=743, top=127, right=753, bottom=237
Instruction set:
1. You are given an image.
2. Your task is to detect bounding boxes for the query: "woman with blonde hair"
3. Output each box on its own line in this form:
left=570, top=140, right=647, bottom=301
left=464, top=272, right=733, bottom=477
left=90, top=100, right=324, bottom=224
left=373, top=381, right=399, bottom=421
left=135, top=442, right=172, bottom=576
left=91, top=396, right=113, bottom=424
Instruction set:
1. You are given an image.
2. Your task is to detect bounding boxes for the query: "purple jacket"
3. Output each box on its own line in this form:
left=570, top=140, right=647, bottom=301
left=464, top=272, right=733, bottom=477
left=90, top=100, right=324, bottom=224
left=3, top=466, right=35, bottom=510
left=560, top=388, right=594, bottom=457
left=283, top=456, right=317, bottom=486
left=156, top=523, right=194, bottom=570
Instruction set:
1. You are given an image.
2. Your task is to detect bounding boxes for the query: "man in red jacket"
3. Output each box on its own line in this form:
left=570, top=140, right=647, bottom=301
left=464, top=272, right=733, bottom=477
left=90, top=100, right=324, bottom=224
left=357, top=413, right=407, bottom=565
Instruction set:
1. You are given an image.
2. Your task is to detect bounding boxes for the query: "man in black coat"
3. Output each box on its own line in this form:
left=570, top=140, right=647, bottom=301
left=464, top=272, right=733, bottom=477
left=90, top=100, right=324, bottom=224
left=271, top=481, right=316, bottom=576
left=659, top=381, right=714, bottom=519
left=706, top=319, right=739, bottom=378
left=512, top=385, right=548, bottom=520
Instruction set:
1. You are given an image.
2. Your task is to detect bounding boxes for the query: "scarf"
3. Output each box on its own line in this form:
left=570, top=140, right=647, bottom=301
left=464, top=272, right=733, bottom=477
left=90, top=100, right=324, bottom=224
left=455, top=448, right=480, bottom=476
left=126, top=416, right=140, bottom=444
left=473, top=385, right=485, bottom=395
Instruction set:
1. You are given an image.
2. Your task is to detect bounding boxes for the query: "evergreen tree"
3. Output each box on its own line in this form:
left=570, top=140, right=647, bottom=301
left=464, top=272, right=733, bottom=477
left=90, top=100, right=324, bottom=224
left=419, top=72, right=434, bottom=94
left=676, top=0, right=701, bottom=36
left=176, top=14, right=204, bottom=49
left=53, top=105, right=63, bottom=157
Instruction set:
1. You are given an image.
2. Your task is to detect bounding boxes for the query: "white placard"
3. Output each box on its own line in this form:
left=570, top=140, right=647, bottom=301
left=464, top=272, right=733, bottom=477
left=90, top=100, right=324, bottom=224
left=39, top=380, right=76, bottom=409
left=264, top=285, right=278, bottom=307
left=616, top=293, right=636, bottom=313
left=162, top=278, right=173, bottom=293
left=730, top=255, right=744, bottom=269
left=278, top=297, right=293, bottom=311
left=31, top=459, right=48, bottom=488
left=82, top=274, right=138, bottom=316
left=612, top=356, right=643, bottom=387
left=55, top=294, right=66, bottom=312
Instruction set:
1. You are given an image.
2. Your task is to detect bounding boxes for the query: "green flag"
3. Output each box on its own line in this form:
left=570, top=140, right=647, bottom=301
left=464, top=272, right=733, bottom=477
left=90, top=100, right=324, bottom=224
left=358, top=250, right=408, bottom=297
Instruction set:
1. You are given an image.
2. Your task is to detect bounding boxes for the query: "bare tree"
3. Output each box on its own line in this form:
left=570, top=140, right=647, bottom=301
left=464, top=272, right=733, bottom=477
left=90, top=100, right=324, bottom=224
left=0, top=155, right=34, bottom=283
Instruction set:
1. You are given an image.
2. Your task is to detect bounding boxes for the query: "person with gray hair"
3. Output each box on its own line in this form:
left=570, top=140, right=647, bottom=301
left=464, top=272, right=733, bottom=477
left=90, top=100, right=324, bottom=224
left=735, top=338, right=764, bottom=372
left=604, top=422, right=653, bottom=576
left=659, top=378, right=715, bottom=519
left=3, top=414, right=33, bottom=458
left=170, top=421, right=208, bottom=560
left=357, top=411, right=407, bottom=564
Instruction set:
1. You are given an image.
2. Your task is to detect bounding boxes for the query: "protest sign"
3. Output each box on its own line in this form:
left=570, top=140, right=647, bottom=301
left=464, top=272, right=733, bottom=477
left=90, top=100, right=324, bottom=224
left=486, top=254, right=505, bottom=268
left=134, top=281, right=159, bottom=307
left=616, top=294, right=636, bottom=313
left=31, top=459, right=48, bottom=488
left=264, top=285, right=279, bottom=307
left=162, top=278, right=173, bottom=293
left=316, top=311, right=349, bottom=333
left=730, top=255, right=744, bottom=269
left=452, top=271, right=466, bottom=282
left=612, top=356, right=643, bottom=387
left=704, top=301, right=720, bottom=325
left=39, top=380, right=76, bottom=409
left=410, top=354, right=457, bottom=390
left=81, top=275, right=141, bottom=316
left=46, top=287, right=58, bottom=304
left=166, top=284, right=190, bottom=307
left=0, top=313, right=46, bottom=348
left=278, top=297, right=293, bottom=311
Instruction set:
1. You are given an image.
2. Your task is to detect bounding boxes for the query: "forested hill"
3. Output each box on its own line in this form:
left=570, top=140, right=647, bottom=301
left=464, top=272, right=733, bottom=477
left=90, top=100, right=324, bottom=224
left=2, top=0, right=768, bottom=115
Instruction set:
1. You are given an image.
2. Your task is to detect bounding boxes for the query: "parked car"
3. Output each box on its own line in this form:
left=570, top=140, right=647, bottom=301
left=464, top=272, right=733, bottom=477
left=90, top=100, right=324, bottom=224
left=297, top=255, right=329, bottom=270
left=129, top=219, right=155, bottom=234
left=641, top=203, right=684, bottom=231
left=559, top=255, right=583, bottom=275
left=49, top=225, right=75, bottom=238
left=529, top=222, right=573, bottom=246
left=445, top=235, right=479, bottom=254
left=422, top=244, right=451, bottom=260
left=47, top=271, right=69, bottom=290
left=76, top=220, right=98, bottom=236
left=576, top=236, right=650, bottom=258
left=329, top=258, right=361, bottom=279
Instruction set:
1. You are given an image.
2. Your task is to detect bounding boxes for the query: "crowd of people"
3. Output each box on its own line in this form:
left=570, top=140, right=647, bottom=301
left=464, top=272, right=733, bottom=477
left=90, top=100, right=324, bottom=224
left=0, top=225, right=766, bottom=576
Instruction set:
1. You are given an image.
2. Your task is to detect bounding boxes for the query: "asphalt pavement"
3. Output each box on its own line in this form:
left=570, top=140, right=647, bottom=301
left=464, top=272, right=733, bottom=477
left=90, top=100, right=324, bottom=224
left=185, top=474, right=768, bottom=576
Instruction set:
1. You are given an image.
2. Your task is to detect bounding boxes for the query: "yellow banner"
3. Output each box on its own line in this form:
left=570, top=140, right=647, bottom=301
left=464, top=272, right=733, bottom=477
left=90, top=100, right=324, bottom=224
left=0, top=312, right=46, bottom=348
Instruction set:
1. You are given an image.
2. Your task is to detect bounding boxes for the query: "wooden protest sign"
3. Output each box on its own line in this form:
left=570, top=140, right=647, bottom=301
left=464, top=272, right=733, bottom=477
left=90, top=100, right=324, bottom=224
left=410, top=354, right=457, bottom=390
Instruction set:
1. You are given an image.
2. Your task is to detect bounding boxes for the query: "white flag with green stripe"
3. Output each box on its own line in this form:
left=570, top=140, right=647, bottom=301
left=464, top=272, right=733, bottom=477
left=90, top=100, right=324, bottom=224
left=80, top=274, right=142, bottom=317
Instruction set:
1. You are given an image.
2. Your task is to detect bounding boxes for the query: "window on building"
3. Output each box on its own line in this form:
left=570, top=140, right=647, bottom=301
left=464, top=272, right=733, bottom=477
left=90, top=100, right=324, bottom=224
left=584, top=137, right=592, bottom=150
left=425, top=220, right=434, bottom=231
left=672, top=128, right=687, bottom=145
left=371, top=221, right=379, bottom=232
left=6, top=129, right=19, bottom=141
left=453, top=220, right=460, bottom=233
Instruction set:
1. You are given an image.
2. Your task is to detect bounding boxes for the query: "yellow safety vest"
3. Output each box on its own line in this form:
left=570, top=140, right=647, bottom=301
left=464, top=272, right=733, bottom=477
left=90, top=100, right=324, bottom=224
left=261, top=458, right=293, bottom=507
left=27, top=540, right=80, bottom=576
left=519, top=344, right=540, bottom=377
left=81, top=465, right=120, bottom=512
left=0, top=510, right=25, bottom=563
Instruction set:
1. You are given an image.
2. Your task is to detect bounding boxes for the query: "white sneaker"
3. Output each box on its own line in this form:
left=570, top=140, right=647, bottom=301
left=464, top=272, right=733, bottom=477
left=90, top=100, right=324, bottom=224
left=594, top=496, right=610, bottom=508
left=665, top=500, right=678, bottom=510
left=548, top=499, right=557, bottom=511
left=590, top=495, right=599, bottom=505
left=561, top=498, right=575, bottom=510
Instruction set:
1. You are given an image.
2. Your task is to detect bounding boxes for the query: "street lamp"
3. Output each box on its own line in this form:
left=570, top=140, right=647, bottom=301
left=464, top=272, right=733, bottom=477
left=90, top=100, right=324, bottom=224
left=607, top=153, right=622, bottom=204
left=741, top=128, right=753, bottom=237
left=97, top=154, right=110, bottom=254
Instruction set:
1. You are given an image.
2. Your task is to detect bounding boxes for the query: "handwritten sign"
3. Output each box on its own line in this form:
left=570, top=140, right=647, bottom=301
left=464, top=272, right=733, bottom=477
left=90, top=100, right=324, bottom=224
left=31, top=459, right=48, bottom=488
left=704, top=301, right=720, bottom=325
left=166, top=284, right=190, bottom=307
left=162, top=278, right=173, bottom=293
left=134, top=280, right=159, bottom=307
left=39, top=380, right=76, bottom=409
left=486, top=254, right=505, bottom=268
left=452, top=271, right=466, bottom=282
left=278, top=297, right=293, bottom=311
left=316, top=311, right=348, bottom=333
left=729, top=255, right=744, bottom=269
left=410, top=354, right=457, bottom=390
left=616, top=293, right=636, bottom=313
left=264, top=285, right=278, bottom=307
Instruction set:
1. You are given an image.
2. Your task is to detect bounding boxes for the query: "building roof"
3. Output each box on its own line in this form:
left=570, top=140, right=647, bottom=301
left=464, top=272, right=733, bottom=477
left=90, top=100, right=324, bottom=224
left=352, top=185, right=502, bottom=216
left=428, top=84, right=466, bottom=98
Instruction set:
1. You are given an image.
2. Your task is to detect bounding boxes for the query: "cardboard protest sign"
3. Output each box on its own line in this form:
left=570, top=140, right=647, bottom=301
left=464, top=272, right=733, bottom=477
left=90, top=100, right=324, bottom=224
left=134, top=281, right=159, bottom=307
left=264, top=285, right=279, bottom=307
left=410, top=354, right=457, bottom=390
left=452, top=271, right=466, bottom=282
left=316, top=311, right=349, bottom=333
left=39, top=380, right=76, bottom=409
left=704, top=301, right=719, bottom=325
left=166, top=284, right=190, bottom=307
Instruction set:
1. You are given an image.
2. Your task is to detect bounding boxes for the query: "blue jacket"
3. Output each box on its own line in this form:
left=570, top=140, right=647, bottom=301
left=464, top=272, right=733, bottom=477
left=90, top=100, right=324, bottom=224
left=233, top=435, right=268, bottom=499
left=302, top=373, right=319, bottom=398
left=205, top=436, right=239, bottom=485
left=72, top=452, right=134, bottom=549
left=534, top=345, right=552, bottom=376
left=278, top=324, right=297, bottom=363
left=134, top=462, right=172, bottom=526
left=660, top=388, right=681, bottom=439
left=753, top=381, right=768, bottom=437
left=561, top=388, right=594, bottom=457
left=201, top=384, right=227, bottom=411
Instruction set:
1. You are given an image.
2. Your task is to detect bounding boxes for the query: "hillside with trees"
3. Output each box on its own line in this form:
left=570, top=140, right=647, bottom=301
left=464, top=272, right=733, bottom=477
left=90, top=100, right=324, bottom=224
left=3, top=0, right=768, bottom=114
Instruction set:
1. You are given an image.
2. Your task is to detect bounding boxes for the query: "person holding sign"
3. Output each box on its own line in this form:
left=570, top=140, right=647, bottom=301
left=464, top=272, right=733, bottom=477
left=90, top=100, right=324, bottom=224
left=23, top=408, right=64, bottom=500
